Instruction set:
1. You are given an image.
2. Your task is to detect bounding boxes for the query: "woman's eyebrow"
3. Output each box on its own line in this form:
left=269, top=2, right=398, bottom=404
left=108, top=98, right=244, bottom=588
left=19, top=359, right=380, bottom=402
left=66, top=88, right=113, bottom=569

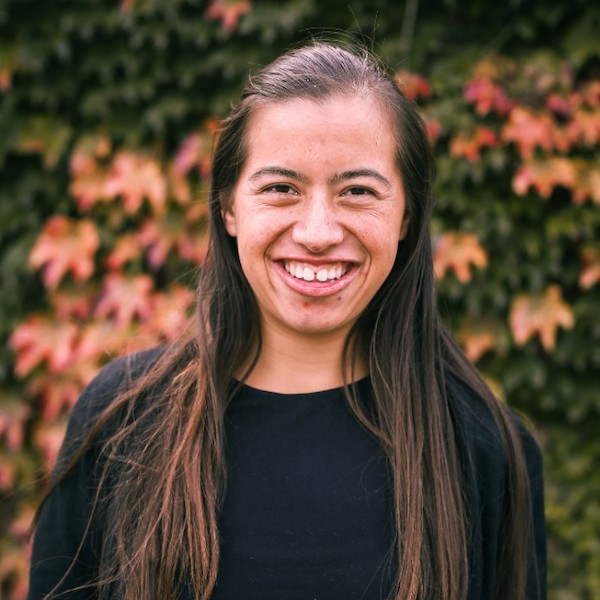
left=248, top=166, right=309, bottom=183
left=329, top=169, right=392, bottom=187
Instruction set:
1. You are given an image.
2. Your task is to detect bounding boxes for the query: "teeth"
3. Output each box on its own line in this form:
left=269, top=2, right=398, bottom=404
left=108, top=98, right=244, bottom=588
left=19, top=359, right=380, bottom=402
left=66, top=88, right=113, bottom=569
left=284, top=261, right=349, bottom=282
left=316, top=268, right=328, bottom=282
left=303, top=267, right=315, bottom=281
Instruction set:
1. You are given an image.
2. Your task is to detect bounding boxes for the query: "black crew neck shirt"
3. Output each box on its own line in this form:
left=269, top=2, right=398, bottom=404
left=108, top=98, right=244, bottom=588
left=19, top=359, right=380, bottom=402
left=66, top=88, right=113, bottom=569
left=27, top=348, right=546, bottom=599
left=213, top=380, right=395, bottom=600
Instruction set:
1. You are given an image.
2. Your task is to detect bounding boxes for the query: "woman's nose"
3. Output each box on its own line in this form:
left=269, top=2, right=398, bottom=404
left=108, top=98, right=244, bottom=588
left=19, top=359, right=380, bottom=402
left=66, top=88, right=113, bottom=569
left=291, top=196, right=344, bottom=253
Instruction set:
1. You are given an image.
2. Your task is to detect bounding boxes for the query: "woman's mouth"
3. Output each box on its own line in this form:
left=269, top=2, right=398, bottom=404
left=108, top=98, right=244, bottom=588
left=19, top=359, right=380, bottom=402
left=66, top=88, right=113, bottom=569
left=283, top=261, right=349, bottom=282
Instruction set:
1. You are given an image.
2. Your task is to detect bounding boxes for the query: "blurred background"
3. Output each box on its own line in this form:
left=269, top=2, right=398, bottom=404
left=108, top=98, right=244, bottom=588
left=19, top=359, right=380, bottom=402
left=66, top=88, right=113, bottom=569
left=1, top=0, right=598, bottom=598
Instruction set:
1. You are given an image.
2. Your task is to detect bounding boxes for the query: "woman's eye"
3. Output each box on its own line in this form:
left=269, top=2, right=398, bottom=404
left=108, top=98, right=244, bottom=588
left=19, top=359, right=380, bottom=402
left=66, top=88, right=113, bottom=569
left=345, top=186, right=375, bottom=196
left=264, top=184, right=296, bottom=194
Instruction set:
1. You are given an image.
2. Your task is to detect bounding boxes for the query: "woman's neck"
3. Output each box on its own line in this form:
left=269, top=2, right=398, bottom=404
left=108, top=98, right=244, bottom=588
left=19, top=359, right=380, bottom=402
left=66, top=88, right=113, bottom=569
left=241, top=324, right=367, bottom=394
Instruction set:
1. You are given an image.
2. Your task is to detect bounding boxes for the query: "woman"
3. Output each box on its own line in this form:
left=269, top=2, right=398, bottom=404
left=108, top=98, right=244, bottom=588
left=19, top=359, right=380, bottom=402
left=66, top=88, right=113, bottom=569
left=28, top=42, right=546, bottom=600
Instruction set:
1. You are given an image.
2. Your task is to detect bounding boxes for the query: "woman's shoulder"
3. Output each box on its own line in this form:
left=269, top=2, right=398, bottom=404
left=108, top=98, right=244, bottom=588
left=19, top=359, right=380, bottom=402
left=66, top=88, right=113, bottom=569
left=444, top=371, right=542, bottom=471
left=66, top=345, right=167, bottom=439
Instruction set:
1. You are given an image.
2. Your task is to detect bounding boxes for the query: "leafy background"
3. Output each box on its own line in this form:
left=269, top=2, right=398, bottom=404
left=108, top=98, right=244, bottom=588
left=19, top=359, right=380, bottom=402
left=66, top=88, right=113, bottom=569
left=1, top=0, right=599, bottom=598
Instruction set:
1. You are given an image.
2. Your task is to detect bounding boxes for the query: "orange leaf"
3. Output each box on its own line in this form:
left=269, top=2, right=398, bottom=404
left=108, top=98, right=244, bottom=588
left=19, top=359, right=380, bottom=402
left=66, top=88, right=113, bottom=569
left=9, top=504, right=36, bottom=541
left=105, top=234, right=142, bottom=270
left=510, top=285, right=574, bottom=351
left=70, top=168, right=110, bottom=212
left=204, top=0, right=252, bottom=33
left=457, top=321, right=498, bottom=362
left=146, top=286, right=194, bottom=342
left=0, top=395, right=30, bottom=451
left=433, top=232, right=488, bottom=282
left=95, top=274, right=154, bottom=326
left=582, top=81, right=600, bottom=107
left=29, top=216, right=100, bottom=289
left=167, top=164, right=192, bottom=204
left=34, top=420, right=68, bottom=468
left=502, top=107, right=555, bottom=160
left=395, top=71, right=432, bottom=101
left=450, top=126, right=498, bottom=162
left=137, top=209, right=208, bottom=268
left=0, top=68, right=11, bottom=91
left=103, top=151, right=167, bottom=215
left=572, top=164, right=600, bottom=205
left=0, top=543, right=30, bottom=599
left=69, top=135, right=112, bottom=211
left=27, top=371, right=89, bottom=420
left=0, top=453, right=16, bottom=490
left=566, top=107, right=600, bottom=147
left=10, top=316, right=79, bottom=376
left=174, top=129, right=214, bottom=180
left=512, top=158, right=577, bottom=199
left=49, top=284, right=95, bottom=320
left=76, top=321, right=131, bottom=363
left=580, top=245, right=600, bottom=289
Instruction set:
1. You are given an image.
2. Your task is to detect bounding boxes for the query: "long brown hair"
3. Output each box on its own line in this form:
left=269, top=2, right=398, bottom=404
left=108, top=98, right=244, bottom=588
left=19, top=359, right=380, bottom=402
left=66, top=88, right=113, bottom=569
left=38, top=42, right=533, bottom=599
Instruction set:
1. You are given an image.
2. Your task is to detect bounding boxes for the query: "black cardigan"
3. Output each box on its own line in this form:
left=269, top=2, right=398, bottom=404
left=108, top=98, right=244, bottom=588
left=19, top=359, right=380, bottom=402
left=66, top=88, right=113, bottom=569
left=28, top=348, right=547, bottom=599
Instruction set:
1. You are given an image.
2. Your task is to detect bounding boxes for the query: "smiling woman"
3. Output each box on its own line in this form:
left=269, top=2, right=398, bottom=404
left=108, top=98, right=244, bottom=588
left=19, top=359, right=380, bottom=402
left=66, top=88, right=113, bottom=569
left=27, top=42, right=546, bottom=600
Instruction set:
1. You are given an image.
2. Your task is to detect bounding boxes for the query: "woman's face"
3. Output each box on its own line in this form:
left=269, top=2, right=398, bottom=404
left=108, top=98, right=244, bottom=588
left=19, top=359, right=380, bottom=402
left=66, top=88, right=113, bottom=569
left=223, top=94, right=408, bottom=344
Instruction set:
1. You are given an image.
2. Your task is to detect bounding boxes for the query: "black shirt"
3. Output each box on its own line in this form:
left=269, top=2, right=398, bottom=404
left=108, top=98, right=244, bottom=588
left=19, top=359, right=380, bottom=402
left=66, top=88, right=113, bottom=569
left=28, top=348, right=546, bottom=599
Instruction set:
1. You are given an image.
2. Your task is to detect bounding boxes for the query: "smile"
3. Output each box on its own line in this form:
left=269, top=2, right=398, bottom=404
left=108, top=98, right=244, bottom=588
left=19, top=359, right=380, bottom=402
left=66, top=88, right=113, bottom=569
left=283, top=261, right=349, bottom=282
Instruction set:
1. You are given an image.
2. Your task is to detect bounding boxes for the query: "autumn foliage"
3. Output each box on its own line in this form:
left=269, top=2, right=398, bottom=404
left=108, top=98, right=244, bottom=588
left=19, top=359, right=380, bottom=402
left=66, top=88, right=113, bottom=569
left=1, top=1, right=599, bottom=598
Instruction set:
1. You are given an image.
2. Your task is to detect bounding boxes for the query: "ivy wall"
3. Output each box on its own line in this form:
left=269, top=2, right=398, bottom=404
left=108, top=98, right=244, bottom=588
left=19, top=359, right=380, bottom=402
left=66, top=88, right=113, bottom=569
left=1, top=1, right=599, bottom=597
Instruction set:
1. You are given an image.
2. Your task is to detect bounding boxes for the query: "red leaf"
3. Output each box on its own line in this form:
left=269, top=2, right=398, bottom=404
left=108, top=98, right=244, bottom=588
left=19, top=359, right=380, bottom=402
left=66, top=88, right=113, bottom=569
left=95, top=274, right=154, bottom=326
left=433, top=233, right=488, bottom=282
left=103, top=151, right=167, bottom=215
left=204, top=0, right=252, bottom=33
left=10, top=316, right=79, bottom=376
left=464, top=78, right=514, bottom=116
left=29, top=216, right=100, bottom=289
left=510, top=285, right=574, bottom=351
left=425, top=118, right=442, bottom=145
left=502, top=107, right=555, bottom=160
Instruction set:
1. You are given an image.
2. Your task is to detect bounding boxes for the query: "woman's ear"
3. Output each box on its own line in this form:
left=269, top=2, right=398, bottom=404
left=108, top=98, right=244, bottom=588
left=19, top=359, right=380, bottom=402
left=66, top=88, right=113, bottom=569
left=221, top=195, right=237, bottom=237
left=399, top=215, right=409, bottom=241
